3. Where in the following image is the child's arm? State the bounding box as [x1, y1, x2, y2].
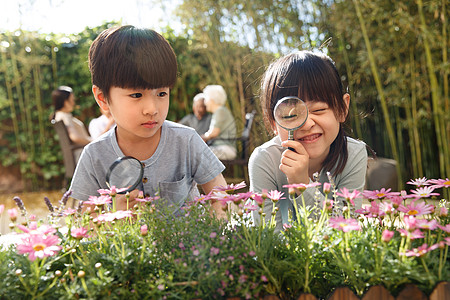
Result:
[200, 174, 228, 219]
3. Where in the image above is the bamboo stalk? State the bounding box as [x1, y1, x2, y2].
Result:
[33, 66, 46, 147]
[0, 49, 24, 172]
[417, 0, 448, 178]
[352, 0, 403, 189]
[338, 37, 362, 139]
[409, 49, 423, 177]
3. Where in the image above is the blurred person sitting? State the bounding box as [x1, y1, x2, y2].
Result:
[89, 106, 115, 139]
[51, 86, 92, 161]
[201, 85, 237, 160]
[179, 93, 212, 135]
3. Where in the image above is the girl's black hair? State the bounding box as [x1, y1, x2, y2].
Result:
[51, 86, 73, 119]
[260, 50, 349, 176]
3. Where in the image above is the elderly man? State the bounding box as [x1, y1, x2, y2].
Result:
[179, 93, 212, 136]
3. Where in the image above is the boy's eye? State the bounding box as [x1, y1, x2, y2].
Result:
[130, 93, 143, 98]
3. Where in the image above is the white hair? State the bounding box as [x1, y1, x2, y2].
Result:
[193, 93, 205, 102]
[203, 85, 227, 106]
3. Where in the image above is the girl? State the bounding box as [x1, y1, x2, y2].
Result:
[249, 50, 368, 230]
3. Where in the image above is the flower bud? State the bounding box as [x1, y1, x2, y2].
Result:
[55, 270, 62, 277]
[95, 263, 102, 269]
[140, 224, 148, 236]
[77, 270, 86, 278]
[15, 269, 22, 276]
[323, 182, 331, 194]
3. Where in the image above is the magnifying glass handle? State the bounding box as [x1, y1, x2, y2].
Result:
[288, 130, 295, 151]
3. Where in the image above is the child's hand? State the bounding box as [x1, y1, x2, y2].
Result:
[280, 140, 310, 185]
[115, 190, 141, 211]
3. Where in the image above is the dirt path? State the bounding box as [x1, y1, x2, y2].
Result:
[0, 190, 65, 234]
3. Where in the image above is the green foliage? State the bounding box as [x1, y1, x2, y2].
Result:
[0, 179, 449, 298]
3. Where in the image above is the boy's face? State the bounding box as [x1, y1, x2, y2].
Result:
[93, 86, 170, 143]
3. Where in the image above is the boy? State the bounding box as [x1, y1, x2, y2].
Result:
[70, 25, 227, 218]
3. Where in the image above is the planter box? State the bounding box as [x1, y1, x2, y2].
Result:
[255, 282, 450, 300]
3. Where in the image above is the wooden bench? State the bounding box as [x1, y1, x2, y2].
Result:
[51, 119, 84, 189]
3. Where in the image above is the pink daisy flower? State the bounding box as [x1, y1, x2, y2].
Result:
[8, 208, 18, 221]
[438, 224, 450, 233]
[71, 227, 90, 240]
[416, 219, 439, 231]
[379, 201, 395, 215]
[381, 229, 394, 242]
[403, 243, 430, 257]
[388, 196, 404, 209]
[95, 210, 133, 222]
[398, 228, 424, 240]
[336, 187, 361, 206]
[267, 190, 285, 203]
[16, 233, 62, 261]
[215, 181, 246, 194]
[355, 201, 385, 218]
[136, 195, 159, 203]
[243, 202, 258, 213]
[252, 193, 265, 207]
[97, 186, 128, 196]
[17, 222, 56, 235]
[235, 191, 254, 203]
[62, 208, 78, 216]
[195, 192, 214, 204]
[328, 216, 361, 232]
[428, 178, 450, 189]
[84, 195, 112, 206]
[212, 193, 238, 207]
[283, 182, 321, 193]
[362, 188, 400, 200]
[0, 204, 4, 214]
[403, 215, 417, 231]
[398, 201, 434, 216]
[406, 177, 430, 187]
[409, 186, 440, 199]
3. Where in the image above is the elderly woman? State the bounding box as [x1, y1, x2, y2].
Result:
[201, 85, 237, 160]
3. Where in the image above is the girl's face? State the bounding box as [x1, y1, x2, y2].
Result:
[94, 86, 170, 144]
[273, 94, 349, 164]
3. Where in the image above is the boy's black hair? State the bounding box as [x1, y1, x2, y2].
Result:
[88, 25, 177, 100]
[260, 50, 349, 176]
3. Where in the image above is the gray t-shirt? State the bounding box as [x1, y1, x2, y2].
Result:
[209, 106, 236, 148]
[70, 121, 225, 212]
[179, 113, 212, 136]
[249, 136, 368, 231]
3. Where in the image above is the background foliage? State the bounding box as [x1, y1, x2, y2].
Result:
[0, 0, 448, 191]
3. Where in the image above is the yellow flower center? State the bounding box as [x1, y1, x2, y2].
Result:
[376, 193, 386, 198]
[408, 210, 418, 215]
[33, 243, 46, 251]
[339, 223, 348, 227]
[444, 180, 450, 186]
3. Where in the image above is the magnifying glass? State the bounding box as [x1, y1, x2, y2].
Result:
[273, 96, 308, 150]
[106, 156, 144, 194]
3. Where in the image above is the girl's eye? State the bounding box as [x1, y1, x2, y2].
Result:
[158, 91, 168, 97]
[130, 93, 143, 98]
[313, 108, 327, 113]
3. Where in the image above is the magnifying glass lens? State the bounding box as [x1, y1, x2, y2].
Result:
[274, 97, 308, 130]
[106, 156, 144, 194]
